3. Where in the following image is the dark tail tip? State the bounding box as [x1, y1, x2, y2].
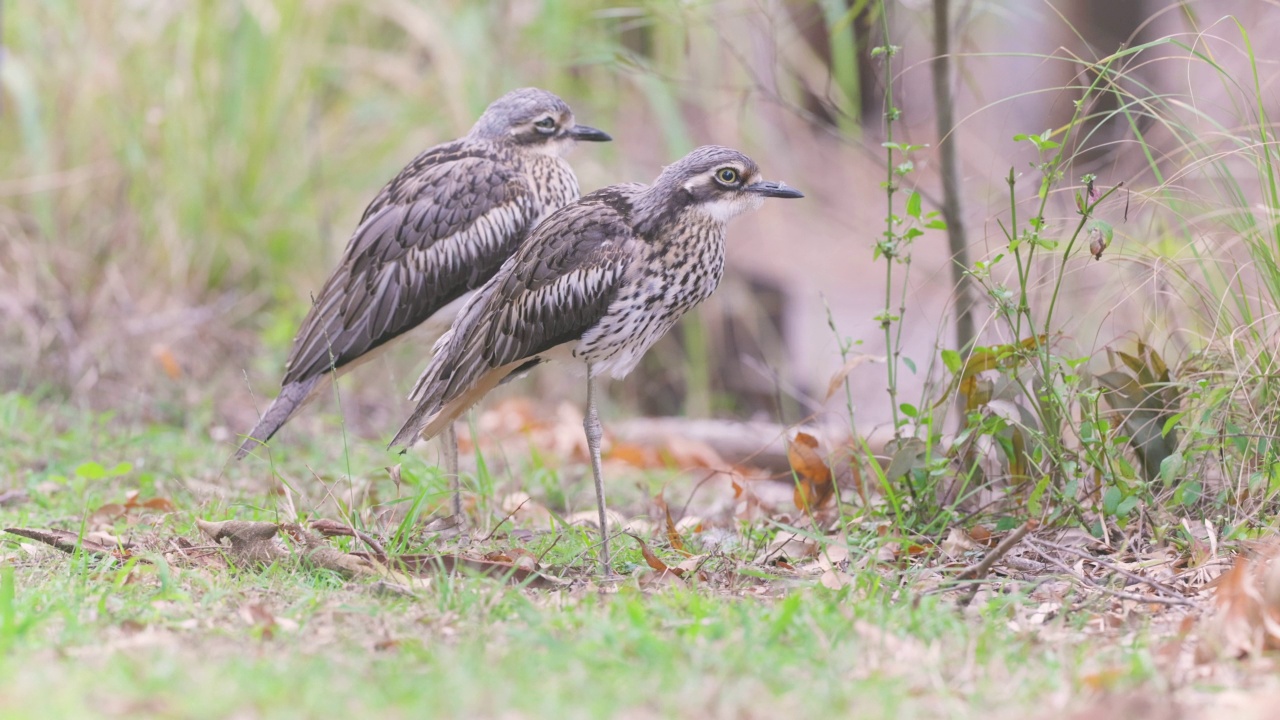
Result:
[234, 376, 322, 460]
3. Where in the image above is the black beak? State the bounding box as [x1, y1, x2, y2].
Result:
[745, 180, 804, 199]
[568, 125, 612, 142]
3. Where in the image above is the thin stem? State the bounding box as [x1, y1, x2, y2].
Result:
[878, 1, 902, 439]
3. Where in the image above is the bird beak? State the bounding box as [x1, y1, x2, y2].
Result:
[745, 180, 804, 199]
[568, 125, 613, 142]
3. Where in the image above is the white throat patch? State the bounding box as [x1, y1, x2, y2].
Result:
[692, 194, 763, 223]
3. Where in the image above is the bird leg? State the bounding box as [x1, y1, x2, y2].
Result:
[441, 423, 463, 527]
[583, 366, 611, 576]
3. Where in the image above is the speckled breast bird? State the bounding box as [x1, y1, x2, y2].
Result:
[236, 88, 610, 462]
[389, 145, 803, 573]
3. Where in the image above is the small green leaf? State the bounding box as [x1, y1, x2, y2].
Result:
[995, 516, 1020, 532]
[941, 349, 962, 374]
[75, 462, 108, 480]
[1160, 452, 1184, 486]
[906, 190, 922, 219]
[1176, 480, 1202, 506]
[900, 403, 918, 418]
[902, 356, 917, 374]
[1028, 474, 1051, 516]
[1102, 486, 1121, 515]
[1115, 494, 1140, 517]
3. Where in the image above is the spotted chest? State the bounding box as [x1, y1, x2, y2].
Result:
[521, 153, 581, 225]
[574, 222, 726, 378]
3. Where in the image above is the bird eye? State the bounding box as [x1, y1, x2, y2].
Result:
[534, 117, 556, 132]
[715, 168, 739, 185]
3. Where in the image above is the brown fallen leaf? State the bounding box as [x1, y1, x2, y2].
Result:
[940, 527, 981, 561]
[788, 432, 835, 512]
[238, 601, 296, 639]
[88, 503, 128, 528]
[124, 492, 177, 513]
[969, 525, 993, 545]
[240, 601, 277, 639]
[5, 527, 125, 558]
[196, 519, 288, 566]
[151, 343, 183, 380]
[1198, 544, 1280, 660]
[653, 492, 689, 555]
[628, 533, 687, 579]
[303, 545, 381, 578]
[607, 442, 662, 469]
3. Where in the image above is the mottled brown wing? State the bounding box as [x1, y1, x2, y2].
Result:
[391, 187, 640, 446]
[282, 145, 537, 385]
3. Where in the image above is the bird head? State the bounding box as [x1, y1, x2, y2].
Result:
[468, 87, 612, 155]
[657, 145, 804, 223]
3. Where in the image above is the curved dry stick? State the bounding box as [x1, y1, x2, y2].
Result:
[953, 519, 1038, 607]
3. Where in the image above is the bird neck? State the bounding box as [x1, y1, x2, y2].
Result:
[632, 186, 726, 242]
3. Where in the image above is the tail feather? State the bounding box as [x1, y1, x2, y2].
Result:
[389, 362, 520, 449]
[234, 375, 324, 459]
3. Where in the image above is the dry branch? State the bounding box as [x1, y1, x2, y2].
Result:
[951, 519, 1037, 607]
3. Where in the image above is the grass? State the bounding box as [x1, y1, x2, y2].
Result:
[0, 391, 1234, 718]
[0, 288, 1251, 696]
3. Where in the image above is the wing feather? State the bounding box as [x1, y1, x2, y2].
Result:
[282, 146, 538, 385]
[393, 186, 642, 446]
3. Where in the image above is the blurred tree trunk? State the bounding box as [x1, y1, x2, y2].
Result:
[930, 0, 975, 352]
[784, 0, 880, 129]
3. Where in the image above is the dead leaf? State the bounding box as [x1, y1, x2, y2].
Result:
[88, 503, 127, 528]
[653, 492, 689, 555]
[1198, 545, 1280, 660]
[941, 528, 981, 561]
[151, 343, 182, 380]
[136, 497, 176, 512]
[5, 527, 124, 558]
[789, 432, 835, 512]
[825, 354, 884, 401]
[196, 519, 288, 566]
[238, 601, 295, 638]
[883, 437, 928, 485]
[608, 442, 662, 468]
[629, 533, 687, 579]
[303, 545, 381, 578]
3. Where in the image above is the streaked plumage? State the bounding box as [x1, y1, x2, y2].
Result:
[236, 88, 610, 459]
[390, 145, 803, 573]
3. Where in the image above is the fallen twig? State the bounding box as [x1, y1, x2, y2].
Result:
[310, 519, 388, 561]
[1026, 544, 1201, 608]
[953, 519, 1037, 607]
[1027, 537, 1184, 598]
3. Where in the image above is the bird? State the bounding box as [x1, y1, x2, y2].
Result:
[235, 87, 611, 515]
[388, 145, 803, 574]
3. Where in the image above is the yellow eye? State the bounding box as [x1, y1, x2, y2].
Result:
[716, 168, 739, 184]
